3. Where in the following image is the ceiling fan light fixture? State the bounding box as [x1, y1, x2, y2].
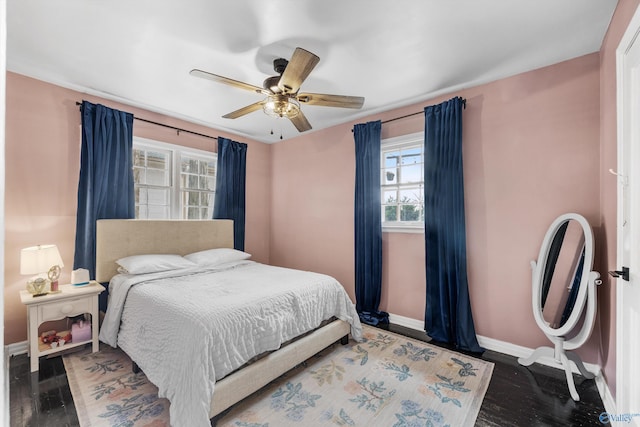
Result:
[263, 75, 282, 93]
[263, 95, 300, 119]
[191, 47, 364, 133]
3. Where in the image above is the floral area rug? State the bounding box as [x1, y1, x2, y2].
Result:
[63, 345, 170, 427]
[63, 326, 493, 426]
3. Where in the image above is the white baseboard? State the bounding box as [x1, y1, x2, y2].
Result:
[475, 334, 602, 376]
[388, 313, 424, 331]
[595, 373, 617, 417]
[4, 346, 9, 427]
[388, 312, 616, 414]
[5, 340, 28, 357]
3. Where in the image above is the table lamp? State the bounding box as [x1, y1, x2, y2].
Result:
[20, 245, 64, 296]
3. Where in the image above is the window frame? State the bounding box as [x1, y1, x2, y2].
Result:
[133, 136, 217, 220]
[381, 131, 425, 234]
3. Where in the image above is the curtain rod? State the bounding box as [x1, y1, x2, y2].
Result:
[75, 101, 218, 141]
[352, 98, 467, 131]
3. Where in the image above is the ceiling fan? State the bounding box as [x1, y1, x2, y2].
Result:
[190, 47, 365, 133]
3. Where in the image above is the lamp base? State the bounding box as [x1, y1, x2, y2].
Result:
[26, 276, 48, 295]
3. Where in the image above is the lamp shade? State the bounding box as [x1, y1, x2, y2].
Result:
[20, 245, 64, 275]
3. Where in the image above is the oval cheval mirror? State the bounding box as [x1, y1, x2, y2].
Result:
[518, 213, 601, 401]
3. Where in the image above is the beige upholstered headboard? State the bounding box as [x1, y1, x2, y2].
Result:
[95, 219, 234, 283]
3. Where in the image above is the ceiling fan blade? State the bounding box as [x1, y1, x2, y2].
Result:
[222, 101, 265, 119]
[297, 93, 365, 109]
[289, 109, 312, 132]
[190, 69, 269, 95]
[277, 48, 320, 94]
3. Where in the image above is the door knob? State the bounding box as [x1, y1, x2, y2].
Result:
[608, 266, 629, 281]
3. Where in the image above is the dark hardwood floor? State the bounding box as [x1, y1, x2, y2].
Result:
[9, 324, 606, 426]
[10, 351, 78, 427]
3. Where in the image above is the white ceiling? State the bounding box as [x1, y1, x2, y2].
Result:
[7, 0, 617, 143]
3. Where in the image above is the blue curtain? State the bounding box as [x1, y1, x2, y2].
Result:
[354, 120, 389, 326]
[74, 101, 134, 309]
[213, 137, 247, 251]
[423, 96, 482, 352]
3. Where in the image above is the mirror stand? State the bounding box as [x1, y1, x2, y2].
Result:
[518, 269, 600, 400]
[517, 213, 601, 401]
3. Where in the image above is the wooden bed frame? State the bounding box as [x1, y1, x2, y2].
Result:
[95, 219, 351, 419]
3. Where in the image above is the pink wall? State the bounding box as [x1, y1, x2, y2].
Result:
[597, 0, 640, 400]
[271, 53, 603, 364]
[4, 72, 271, 344]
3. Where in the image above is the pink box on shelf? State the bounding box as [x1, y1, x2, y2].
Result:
[71, 320, 91, 343]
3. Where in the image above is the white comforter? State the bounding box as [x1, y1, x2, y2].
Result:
[99, 260, 362, 427]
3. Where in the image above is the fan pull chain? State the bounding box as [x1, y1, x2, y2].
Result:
[269, 126, 283, 140]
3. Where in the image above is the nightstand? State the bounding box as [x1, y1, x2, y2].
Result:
[19, 282, 104, 372]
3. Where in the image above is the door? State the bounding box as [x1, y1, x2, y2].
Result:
[616, 7, 640, 425]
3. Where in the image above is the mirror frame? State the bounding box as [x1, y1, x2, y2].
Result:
[531, 213, 594, 337]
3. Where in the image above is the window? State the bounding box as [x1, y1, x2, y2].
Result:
[133, 146, 171, 219]
[133, 137, 217, 219]
[381, 132, 424, 232]
[179, 154, 217, 219]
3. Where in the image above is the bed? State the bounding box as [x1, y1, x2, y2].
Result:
[95, 219, 362, 427]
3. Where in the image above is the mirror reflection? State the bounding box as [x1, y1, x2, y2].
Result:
[540, 220, 585, 329]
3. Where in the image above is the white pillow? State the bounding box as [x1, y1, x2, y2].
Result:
[184, 248, 251, 267]
[116, 254, 196, 275]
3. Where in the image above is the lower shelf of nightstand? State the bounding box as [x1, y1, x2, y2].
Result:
[38, 330, 92, 356]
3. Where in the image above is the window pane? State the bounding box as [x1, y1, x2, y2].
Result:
[182, 191, 199, 206]
[136, 205, 147, 219]
[384, 151, 400, 168]
[185, 207, 200, 219]
[400, 164, 422, 184]
[135, 187, 147, 204]
[147, 169, 168, 186]
[133, 149, 145, 167]
[383, 190, 397, 204]
[383, 168, 397, 184]
[198, 176, 208, 190]
[384, 205, 397, 222]
[207, 177, 216, 191]
[148, 205, 169, 219]
[201, 192, 213, 207]
[147, 151, 168, 169]
[180, 174, 197, 189]
[188, 175, 199, 189]
[399, 188, 422, 203]
[401, 147, 421, 165]
[198, 160, 207, 175]
[148, 188, 169, 205]
[400, 204, 422, 221]
[181, 158, 199, 173]
[133, 167, 145, 185]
